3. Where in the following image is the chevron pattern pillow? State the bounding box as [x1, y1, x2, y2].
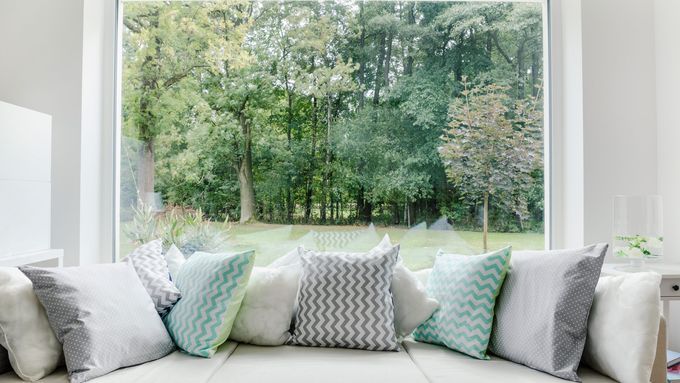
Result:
[412, 247, 511, 359]
[163, 250, 255, 357]
[126, 239, 181, 316]
[292, 246, 400, 351]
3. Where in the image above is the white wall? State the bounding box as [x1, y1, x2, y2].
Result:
[580, 0, 659, 255]
[0, 0, 115, 265]
[654, 0, 680, 349]
[0, 0, 85, 266]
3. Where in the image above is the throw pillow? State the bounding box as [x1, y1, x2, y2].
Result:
[381, 236, 439, 338]
[20, 263, 175, 383]
[489, 244, 608, 381]
[126, 239, 181, 316]
[163, 250, 255, 357]
[271, 235, 438, 338]
[412, 247, 511, 359]
[0, 267, 62, 381]
[0, 347, 10, 375]
[229, 265, 299, 345]
[292, 245, 400, 351]
[582, 272, 662, 383]
[164, 244, 186, 280]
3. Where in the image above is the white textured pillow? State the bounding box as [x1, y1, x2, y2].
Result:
[269, 235, 438, 337]
[229, 266, 299, 346]
[582, 272, 661, 383]
[164, 244, 186, 280]
[0, 268, 62, 381]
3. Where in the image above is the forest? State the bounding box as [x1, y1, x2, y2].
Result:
[121, 0, 545, 240]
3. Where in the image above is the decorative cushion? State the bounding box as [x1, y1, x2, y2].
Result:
[382, 236, 439, 338]
[583, 272, 662, 383]
[0, 347, 9, 375]
[412, 247, 511, 359]
[164, 244, 186, 281]
[271, 235, 438, 338]
[489, 244, 608, 381]
[164, 251, 255, 357]
[292, 245, 400, 351]
[229, 265, 299, 346]
[0, 267, 62, 381]
[126, 239, 181, 316]
[20, 263, 175, 383]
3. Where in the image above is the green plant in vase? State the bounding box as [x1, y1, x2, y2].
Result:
[614, 234, 663, 259]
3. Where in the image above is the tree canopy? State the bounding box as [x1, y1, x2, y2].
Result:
[121, 0, 545, 233]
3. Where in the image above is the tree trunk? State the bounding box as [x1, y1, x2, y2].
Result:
[404, 3, 415, 76]
[138, 139, 155, 208]
[285, 72, 294, 222]
[357, 2, 367, 108]
[321, 94, 332, 223]
[238, 111, 255, 223]
[531, 40, 539, 97]
[373, 32, 386, 105]
[483, 192, 489, 251]
[516, 38, 526, 99]
[384, 31, 394, 89]
[304, 96, 318, 222]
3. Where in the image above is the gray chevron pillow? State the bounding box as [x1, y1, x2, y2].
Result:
[126, 239, 181, 316]
[292, 245, 400, 351]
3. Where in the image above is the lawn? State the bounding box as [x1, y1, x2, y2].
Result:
[120, 222, 544, 270]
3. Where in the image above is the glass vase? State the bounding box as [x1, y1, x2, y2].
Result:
[612, 195, 663, 271]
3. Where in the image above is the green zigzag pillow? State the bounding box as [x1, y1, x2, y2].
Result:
[413, 247, 511, 360]
[164, 250, 255, 357]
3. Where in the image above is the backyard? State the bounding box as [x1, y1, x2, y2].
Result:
[121, 221, 544, 270]
[119, 0, 546, 264]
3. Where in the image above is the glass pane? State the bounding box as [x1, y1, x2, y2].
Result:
[118, 0, 547, 269]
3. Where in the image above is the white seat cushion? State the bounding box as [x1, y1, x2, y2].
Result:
[0, 341, 618, 383]
[403, 340, 615, 383]
[0, 343, 239, 383]
[207, 344, 429, 383]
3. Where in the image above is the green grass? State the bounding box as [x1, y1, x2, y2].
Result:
[120, 222, 544, 270]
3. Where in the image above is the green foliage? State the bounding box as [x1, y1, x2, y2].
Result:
[439, 78, 542, 238]
[121, 0, 545, 232]
[123, 204, 231, 254]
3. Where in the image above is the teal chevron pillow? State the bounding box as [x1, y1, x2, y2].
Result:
[163, 250, 255, 357]
[412, 247, 511, 360]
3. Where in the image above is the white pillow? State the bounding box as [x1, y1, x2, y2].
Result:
[0, 268, 62, 381]
[413, 268, 432, 287]
[269, 235, 438, 338]
[582, 272, 661, 383]
[164, 244, 186, 280]
[229, 266, 299, 346]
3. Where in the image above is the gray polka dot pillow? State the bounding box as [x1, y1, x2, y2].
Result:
[20, 263, 175, 383]
[489, 244, 608, 381]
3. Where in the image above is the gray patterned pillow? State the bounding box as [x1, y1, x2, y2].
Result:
[489, 244, 608, 381]
[292, 245, 400, 351]
[126, 239, 181, 316]
[20, 263, 176, 383]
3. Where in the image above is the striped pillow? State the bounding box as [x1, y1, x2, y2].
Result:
[292, 246, 400, 351]
[412, 247, 511, 359]
[163, 250, 255, 357]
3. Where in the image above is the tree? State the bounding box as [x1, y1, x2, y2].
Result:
[122, 3, 208, 207]
[439, 78, 541, 250]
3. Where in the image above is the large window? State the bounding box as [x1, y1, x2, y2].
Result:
[117, 0, 548, 269]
